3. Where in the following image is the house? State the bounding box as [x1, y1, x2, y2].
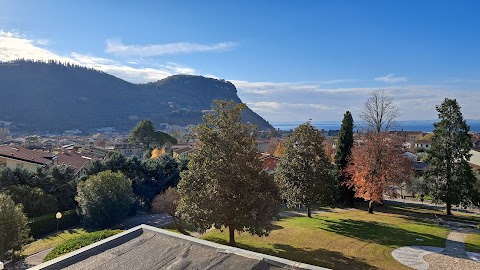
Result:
[0, 145, 52, 172]
[255, 139, 270, 153]
[54, 151, 93, 176]
[403, 152, 419, 162]
[30, 224, 327, 270]
[414, 140, 432, 150]
[259, 153, 280, 173]
[172, 146, 194, 158]
[109, 143, 144, 158]
[469, 149, 480, 172]
[389, 131, 425, 142]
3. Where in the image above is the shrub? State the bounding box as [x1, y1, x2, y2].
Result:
[0, 194, 30, 261]
[6, 185, 58, 218]
[76, 170, 135, 228]
[28, 210, 80, 238]
[43, 229, 122, 262]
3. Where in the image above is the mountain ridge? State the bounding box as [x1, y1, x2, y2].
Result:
[0, 60, 272, 133]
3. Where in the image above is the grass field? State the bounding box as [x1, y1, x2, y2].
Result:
[202, 204, 451, 270]
[22, 228, 90, 256]
[466, 233, 480, 253]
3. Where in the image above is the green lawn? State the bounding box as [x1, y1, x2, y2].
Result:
[202, 205, 450, 270]
[22, 228, 90, 256]
[466, 233, 480, 253]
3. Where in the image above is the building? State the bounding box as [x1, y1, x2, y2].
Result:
[389, 131, 425, 142]
[108, 143, 144, 158]
[469, 149, 480, 172]
[0, 145, 52, 172]
[55, 151, 93, 176]
[414, 140, 432, 150]
[172, 146, 194, 158]
[31, 224, 327, 270]
[259, 153, 279, 173]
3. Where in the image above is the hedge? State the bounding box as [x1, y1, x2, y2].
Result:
[28, 210, 81, 238]
[43, 229, 122, 262]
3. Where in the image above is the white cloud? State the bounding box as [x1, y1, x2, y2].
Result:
[105, 39, 237, 57]
[1, 30, 478, 123]
[375, 73, 407, 83]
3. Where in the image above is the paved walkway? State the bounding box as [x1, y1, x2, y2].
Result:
[392, 222, 480, 269]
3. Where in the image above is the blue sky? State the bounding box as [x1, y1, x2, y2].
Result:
[1, 1, 479, 122]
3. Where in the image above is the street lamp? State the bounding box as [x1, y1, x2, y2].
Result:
[56, 212, 62, 232]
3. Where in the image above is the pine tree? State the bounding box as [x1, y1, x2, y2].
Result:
[334, 111, 354, 205]
[177, 100, 280, 246]
[275, 122, 336, 217]
[426, 98, 480, 215]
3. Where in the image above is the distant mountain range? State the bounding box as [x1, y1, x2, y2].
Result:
[0, 60, 272, 133]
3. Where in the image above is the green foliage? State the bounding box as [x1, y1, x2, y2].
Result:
[425, 98, 480, 214]
[177, 100, 280, 245]
[33, 165, 77, 211]
[334, 111, 355, 205]
[28, 210, 80, 238]
[0, 194, 30, 261]
[43, 229, 122, 262]
[5, 185, 58, 218]
[80, 153, 183, 209]
[334, 111, 354, 171]
[275, 122, 336, 216]
[76, 171, 135, 228]
[0, 166, 34, 190]
[128, 119, 177, 149]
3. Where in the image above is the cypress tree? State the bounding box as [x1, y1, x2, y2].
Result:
[334, 111, 354, 205]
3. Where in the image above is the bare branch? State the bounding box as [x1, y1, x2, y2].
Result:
[360, 90, 399, 133]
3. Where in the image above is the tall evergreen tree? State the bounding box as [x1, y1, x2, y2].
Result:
[275, 122, 336, 217]
[334, 111, 355, 205]
[177, 100, 280, 246]
[425, 98, 480, 215]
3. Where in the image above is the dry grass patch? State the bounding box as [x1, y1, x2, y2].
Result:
[22, 228, 89, 256]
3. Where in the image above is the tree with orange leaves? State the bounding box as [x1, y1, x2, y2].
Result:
[345, 132, 413, 213]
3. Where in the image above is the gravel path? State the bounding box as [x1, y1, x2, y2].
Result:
[393, 226, 480, 270]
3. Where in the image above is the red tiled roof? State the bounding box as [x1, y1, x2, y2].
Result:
[0, 145, 52, 165]
[55, 151, 92, 175]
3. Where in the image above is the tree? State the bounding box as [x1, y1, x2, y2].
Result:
[346, 133, 413, 213]
[334, 111, 355, 206]
[5, 185, 57, 218]
[425, 98, 480, 215]
[0, 194, 29, 261]
[360, 90, 399, 133]
[273, 142, 284, 157]
[177, 100, 280, 246]
[275, 122, 336, 217]
[152, 187, 189, 235]
[128, 119, 177, 149]
[76, 171, 135, 228]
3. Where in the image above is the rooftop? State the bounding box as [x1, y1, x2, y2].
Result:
[31, 225, 327, 270]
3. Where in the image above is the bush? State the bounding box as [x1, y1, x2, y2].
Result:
[43, 229, 122, 262]
[0, 194, 30, 261]
[76, 170, 135, 228]
[28, 210, 80, 238]
[6, 185, 58, 218]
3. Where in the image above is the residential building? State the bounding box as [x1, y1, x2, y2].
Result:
[0, 145, 52, 172]
[414, 140, 432, 150]
[108, 143, 144, 158]
[259, 153, 279, 173]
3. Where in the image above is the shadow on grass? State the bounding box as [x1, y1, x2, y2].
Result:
[205, 237, 377, 270]
[322, 218, 446, 248]
[384, 203, 480, 224]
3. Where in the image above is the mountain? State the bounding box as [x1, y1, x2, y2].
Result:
[0, 60, 272, 133]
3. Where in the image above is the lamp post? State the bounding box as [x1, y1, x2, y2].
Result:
[56, 212, 62, 232]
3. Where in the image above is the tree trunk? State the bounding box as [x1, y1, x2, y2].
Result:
[368, 200, 374, 214]
[307, 206, 312, 218]
[446, 202, 453, 215]
[173, 217, 190, 236]
[229, 226, 236, 247]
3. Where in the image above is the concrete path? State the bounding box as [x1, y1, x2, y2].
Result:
[392, 225, 480, 269]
